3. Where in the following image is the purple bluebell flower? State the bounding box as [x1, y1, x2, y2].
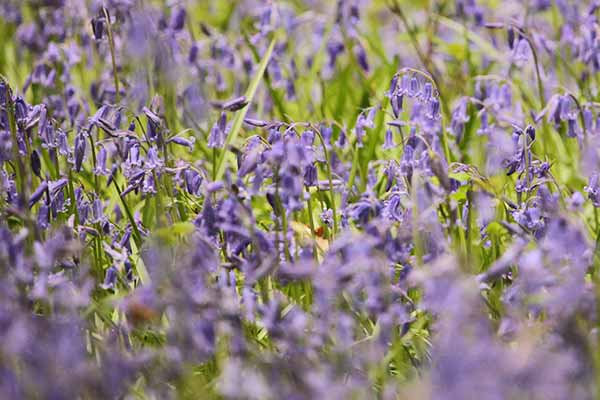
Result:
[145, 146, 163, 169]
[408, 76, 420, 97]
[355, 43, 369, 72]
[29, 181, 48, 209]
[583, 108, 593, 132]
[94, 146, 110, 176]
[335, 127, 347, 149]
[101, 266, 118, 290]
[567, 117, 579, 138]
[142, 173, 156, 194]
[37, 203, 49, 230]
[208, 112, 227, 148]
[304, 163, 317, 186]
[168, 136, 196, 150]
[448, 97, 469, 141]
[220, 96, 248, 112]
[326, 39, 344, 69]
[507, 26, 516, 49]
[388, 75, 399, 97]
[91, 15, 105, 40]
[320, 208, 333, 227]
[347, 193, 382, 226]
[73, 130, 86, 172]
[584, 173, 600, 206]
[184, 169, 202, 195]
[391, 93, 404, 118]
[171, 7, 186, 31]
[477, 110, 491, 136]
[30, 149, 41, 178]
[382, 129, 396, 150]
[513, 38, 530, 66]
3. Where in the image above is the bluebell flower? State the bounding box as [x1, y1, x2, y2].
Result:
[320, 208, 333, 227]
[355, 43, 369, 72]
[584, 173, 600, 206]
[100, 266, 118, 290]
[170, 7, 186, 31]
[29, 181, 48, 209]
[567, 117, 579, 138]
[408, 76, 419, 97]
[73, 130, 86, 172]
[391, 93, 404, 118]
[448, 97, 469, 141]
[382, 128, 396, 150]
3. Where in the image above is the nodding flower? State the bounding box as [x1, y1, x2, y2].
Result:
[382, 129, 396, 150]
[585, 173, 600, 207]
[421, 82, 433, 103]
[208, 112, 228, 148]
[388, 75, 399, 98]
[168, 136, 196, 150]
[567, 117, 579, 138]
[30, 149, 41, 177]
[355, 43, 369, 72]
[408, 76, 420, 97]
[29, 180, 48, 209]
[512, 38, 530, 66]
[37, 203, 49, 230]
[477, 111, 491, 136]
[184, 169, 202, 195]
[448, 97, 469, 141]
[171, 7, 186, 31]
[91, 15, 105, 40]
[336, 126, 347, 149]
[320, 208, 334, 227]
[391, 93, 404, 118]
[100, 266, 118, 290]
[73, 130, 86, 172]
[303, 163, 317, 186]
[94, 146, 110, 176]
[507, 26, 515, 49]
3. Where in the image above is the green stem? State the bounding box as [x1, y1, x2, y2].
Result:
[411, 172, 423, 267]
[152, 170, 164, 227]
[88, 129, 99, 193]
[347, 143, 360, 192]
[465, 185, 473, 270]
[519, 31, 545, 109]
[312, 126, 339, 236]
[103, 7, 120, 104]
[565, 92, 589, 139]
[214, 34, 277, 182]
[3, 79, 26, 208]
[241, 32, 289, 122]
[593, 207, 600, 400]
[68, 170, 80, 227]
[594, 208, 600, 269]
[110, 178, 142, 248]
[212, 147, 217, 182]
[523, 131, 531, 191]
[274, 169, 291, 262]
[305, 189, 318, 261]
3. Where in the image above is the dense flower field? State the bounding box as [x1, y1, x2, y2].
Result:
[1, 0, 600, 398]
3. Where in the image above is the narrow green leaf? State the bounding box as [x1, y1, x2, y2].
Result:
[214, 34, 278, 181]
[131, 240, 151, 285]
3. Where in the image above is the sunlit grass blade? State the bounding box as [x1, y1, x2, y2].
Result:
[213, 34, 278, 182]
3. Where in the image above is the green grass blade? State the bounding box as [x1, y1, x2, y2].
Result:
[214, 34, 278, 182]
